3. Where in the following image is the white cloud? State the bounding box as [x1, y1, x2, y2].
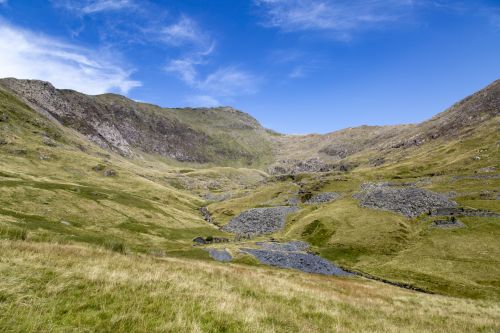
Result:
[161, 15, 255, 99]
[0, 22, 141, 95]
[54, 0, 136, 14]
[164, 58, 199, 85]
[255, 0, 415, 35]
[161, 16, 211, 48]
[165, 60, 258, 98]
[200, 67, 258, 96]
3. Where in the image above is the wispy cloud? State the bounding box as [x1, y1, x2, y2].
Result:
[200, 67, 258, 96]
[0, 22, 141, 95]
[255, 0, 415, 36]
[54, 0, 136, 14]
[164, 58, 201, 85]
[165, 60, 258, 97]
[162, 15, 257, 102]
[160, 16, 214, 50]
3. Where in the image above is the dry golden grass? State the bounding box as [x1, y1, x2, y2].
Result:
[0, 240, 499, 332]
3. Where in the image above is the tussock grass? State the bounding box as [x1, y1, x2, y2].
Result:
[0, 240, 499, 333]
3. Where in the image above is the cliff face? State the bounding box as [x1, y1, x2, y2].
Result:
[0, 78, 274, 166]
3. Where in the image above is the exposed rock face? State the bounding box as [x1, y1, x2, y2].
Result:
[222, 206, 298, 236]
[241, 246, 350, 276]
[305, 192, 340, 204]
[354, 183, 457, 217]
[0, 78, 273, 165]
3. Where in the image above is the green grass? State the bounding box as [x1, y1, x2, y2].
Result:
[0, 240, 498, 333]
[1, 83, 500, 330]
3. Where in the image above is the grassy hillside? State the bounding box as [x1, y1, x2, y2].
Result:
[1, 78, 499, 331]
[1, 240, 499, 333]
[0, 86, 233, 257]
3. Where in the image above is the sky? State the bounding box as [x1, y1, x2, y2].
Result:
[0, 0, 499, 134]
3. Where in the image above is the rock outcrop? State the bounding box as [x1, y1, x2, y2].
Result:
[354, 183, 457, 217]
[222, 206, 298, 236]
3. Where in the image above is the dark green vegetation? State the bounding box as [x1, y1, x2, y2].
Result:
[0, 77, 499, 331]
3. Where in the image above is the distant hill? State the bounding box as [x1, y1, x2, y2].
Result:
[1, 77, 498, 173]
[269, 80, 499, 174]
[0, 78, 274, 167]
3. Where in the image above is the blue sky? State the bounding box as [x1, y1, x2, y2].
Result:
[0, 0, 499, 133]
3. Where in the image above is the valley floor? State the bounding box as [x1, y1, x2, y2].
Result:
[1, 240, 499, 333]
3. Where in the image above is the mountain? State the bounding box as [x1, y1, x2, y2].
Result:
[0, 78, 274, 167]
[0, 77, 499, 331]
[2, 77, 498, 175]
[269, 80, 499, 174]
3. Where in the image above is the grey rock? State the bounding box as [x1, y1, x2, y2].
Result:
[287, 197, 300, 206]
[207, 249, 232, 262]
[193, 237, 207, 245]
[354, 183, 457, 218]
[222, 206, 298, 236]
[199, 207, 214, 224]
[476, 166, 496, 173]
[103, 169, 117, 177]
[255, 241, 310, 252]
[241, 248, 350, 276]
[268, 158, 336, 175]
[452, 174, 500, 181]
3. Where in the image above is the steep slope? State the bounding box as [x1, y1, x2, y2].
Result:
[270, 80, 499, 173]
[0, 78, 274, 167]
[0, 84, 232, 255]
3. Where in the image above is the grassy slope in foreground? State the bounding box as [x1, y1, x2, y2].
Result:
[0, 240, 499, 333]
